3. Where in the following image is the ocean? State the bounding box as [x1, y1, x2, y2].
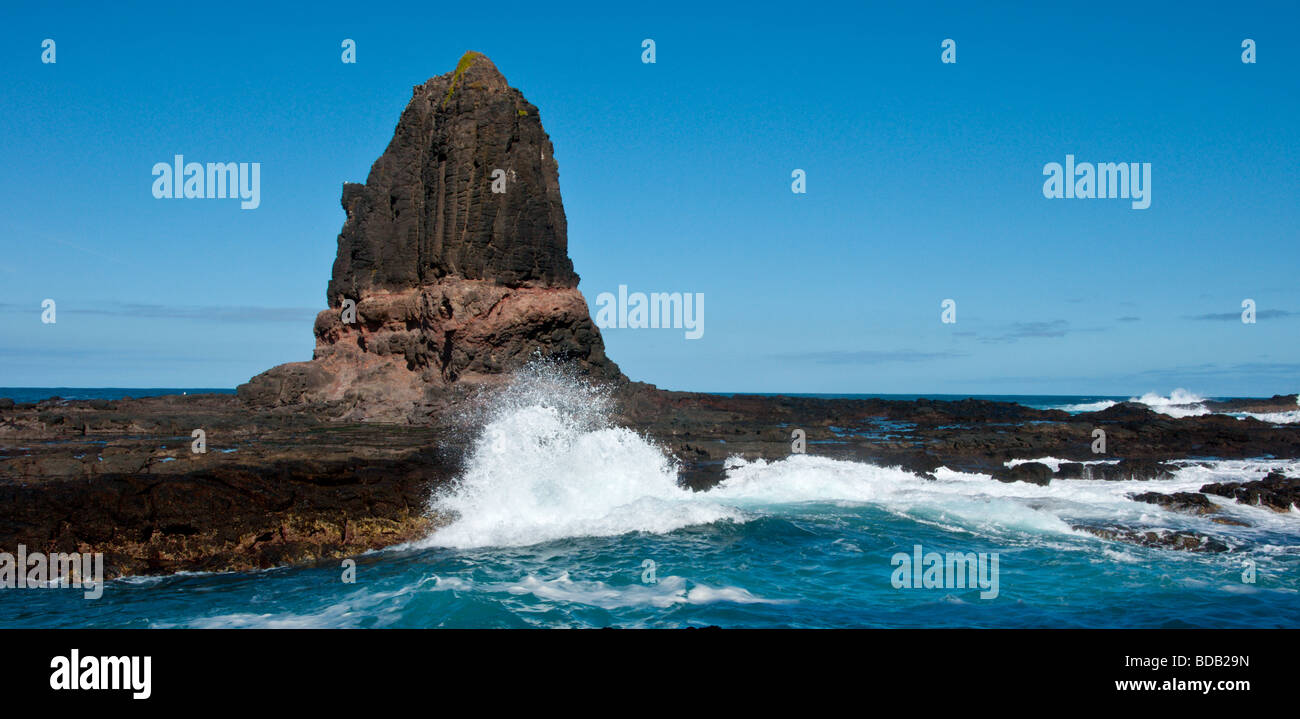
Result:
[2, 386, 1297, 628]
[0, 388, 237, 404]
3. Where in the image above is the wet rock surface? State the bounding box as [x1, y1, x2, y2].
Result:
[1201, 472, 1300, 512]
[994, 462, 1053, 486]
[611, 386, 1300, 490]
[0, 395, 461, 578]
[1071, 525, 1232, 553]
[1129, 491, 1219, 515]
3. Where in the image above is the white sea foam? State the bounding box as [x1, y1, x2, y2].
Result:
[419, 363, 741, 549]
[1132, 389, 1210, 416]
[1054, 388, 1210, 416]
[1234, 410, 1300, 424]
[1053, 389, 1300, 424]
[503, 573, 787, 608]
[156, 583, 423, 628]
[1005, 457, 1118, 472]
[419, 571, 790, 608]
[1055, 400, 1121, 413]
[705, 454, 1298, 544]
[1231, 396, 1300, 425]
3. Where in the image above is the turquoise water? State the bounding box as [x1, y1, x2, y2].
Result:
[1, 378, 1297, 628]
[3, 497, 1297, 628]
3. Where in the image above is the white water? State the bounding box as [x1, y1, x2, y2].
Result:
[716, 455, 1298, 541]
[420, 364, 740, 549]
[1005, 456, 1118, 472]
[1055, 390, 1300, 424]
[1237, 408, 1300, 424]
[425, 572, 788, 609]
[1055, 389, 1210, 417]
[1233, 395, 1300, 424]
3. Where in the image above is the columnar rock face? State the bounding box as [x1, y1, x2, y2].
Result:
[239, 53, 623, 420]
[328, 51, 579, 295]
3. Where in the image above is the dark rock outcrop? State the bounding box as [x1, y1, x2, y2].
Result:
[1044, 460, 1177, 481]
[0, 395, 457, 577]
[1072, 525, 1231, 553]
[994, 462, 1052, 486]
[239, 53, 622, 420]
[328, 52, 577, 295]
[1055, 462, 1086, 479]
[1072, 459, 1177, 481]
[1203, 394, 1298, 414]
[1201, 472, 1300, 512]
[1129, 491, 1217, 515]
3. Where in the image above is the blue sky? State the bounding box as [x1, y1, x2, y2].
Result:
[1, 0, 1296, 396]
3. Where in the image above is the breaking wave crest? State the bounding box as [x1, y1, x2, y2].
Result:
[1055, 388, 1209, 416]
[419, 363, 740, 549]
[1056, 390, 1300, 423]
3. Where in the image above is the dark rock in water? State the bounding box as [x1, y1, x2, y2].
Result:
[1129, 491, 1217, 515]
[891, 452, 944, 481]
[1210, 516, 1251, 527]
[1050, 460, 1180, 482]
[1203, 394, 1298, 414]
[994, 462, 1052, 486]
[1200, 471, 1300, 512]
[1073, 524, 1231, 553]
[1082, 402, 1161, 422]
[1055, 462, 1085, 479]
[239, 52, 623, 421]
[677, 459, 727, 492]
[1082, 459, 1177, 481]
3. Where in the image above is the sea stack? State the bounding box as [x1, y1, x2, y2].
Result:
[239, 52, 623, 420]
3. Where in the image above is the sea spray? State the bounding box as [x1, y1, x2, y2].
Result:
[421, 361, 740, 548]
[1054, 389, 1210, 416]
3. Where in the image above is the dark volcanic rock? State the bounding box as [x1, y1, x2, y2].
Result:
[994, 462, 1052, 486]
[1049, 459, 1177, 481]
[1084, 402, 1160, 422]
[1082, 459, 1177, 481]
[1203, 394, 1298, 414]
[0, 395, 460, 577]
[328, 52, 577, 295]
[1055, 462, 1085, 479]
[1200, 471, 1300, 512]
[239, 52, 623, 421]
[1073, 525, 1231, 553]
[1129, 491, 1217, 515]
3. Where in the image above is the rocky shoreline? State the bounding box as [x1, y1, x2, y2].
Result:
[0, 394, 454, 577]
[2, 387, 1297, 577]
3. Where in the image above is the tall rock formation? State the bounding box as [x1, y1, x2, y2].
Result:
[239, 52, 623, 420]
